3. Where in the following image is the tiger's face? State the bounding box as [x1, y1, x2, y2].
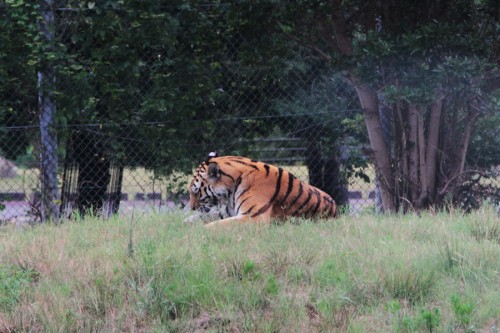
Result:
[188, 162, 232, 216]
[189, 175, 217, 213]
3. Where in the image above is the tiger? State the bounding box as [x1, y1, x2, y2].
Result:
[187, 152, 338, 227]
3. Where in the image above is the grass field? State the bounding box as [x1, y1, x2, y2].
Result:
[0, 207, 499, 332]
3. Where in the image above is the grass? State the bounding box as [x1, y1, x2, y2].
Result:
[0, 207, 499, 332]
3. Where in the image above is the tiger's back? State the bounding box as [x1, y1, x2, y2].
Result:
[188, 154, 338, 227]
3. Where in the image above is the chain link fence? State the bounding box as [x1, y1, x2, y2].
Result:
[1, 84, 376, 224]
[1, 2, 498, 224]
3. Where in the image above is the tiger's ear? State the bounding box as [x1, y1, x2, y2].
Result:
[205, 151, 218, 164]
[207, 163, 220, 179]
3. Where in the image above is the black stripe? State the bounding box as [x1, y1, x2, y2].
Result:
[302, 191, 316, 216]
[263, 164, 270, 177]
[324, 196, 334, 204]
[292, 189, 312, 216]
[219, 169, 235, 182]
[236, 197, 250, 214]
[234, 175, 243, 193]
[251, 167, 283, 217]
[207, 186, 217, 199]
[289, 182, 304, 207]
[232, 159, 259, 170]
[323, 196, 336, 217]
[332, 201, 338, 217]
[247, 168, 258, 175]
[243, 205, 256, 215]
[308, 191, 322, 216]
[278, 172, 295, 206]
[236, 186, 251, 201]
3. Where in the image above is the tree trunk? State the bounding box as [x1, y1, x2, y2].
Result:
[351, 77, 396, 212]
[327, 3, 395, 212]
[448, 112, 479, 191]
[418, 99, 442, 206]
[324, 153, 349, 210]
[74, 131, 111, 216]
[416, 108, 427, 209]
[305, 139, 348, 211]
[394, 103, 409, 211]
[38, 0, 59, 224]
[456, 113, 479, 177]
[408, 104, 419, 205]
[305, 140, 324, 190]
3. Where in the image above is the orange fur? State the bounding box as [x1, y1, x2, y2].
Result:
[188, 155, 338, 227]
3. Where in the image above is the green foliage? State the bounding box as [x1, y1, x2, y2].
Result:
[125, 239, 217, 323]
[2, 0, 322, 175]
[264, 273, 279, 295]
[2, 0, 498, 204]
[467, 207, 500, 244]
[421, 307, 441, 333]
[314, 259, 348, 287]
[272, 72, 367, 175]
[439, 239, 464, 272]
[266, 0, 500, 209]
[1, 209, 500, 331]
[228, 258, 261, 282]
[451, 294, 475, 329]
[388, 299, 442, 333]
[398, 307, 441, 333]
[381, 265, 436, 305]
[0, 1, 40, 159]
[243, 259, 257, 279]
[0, 264, 37, 312]
[468, 112, 500, 168]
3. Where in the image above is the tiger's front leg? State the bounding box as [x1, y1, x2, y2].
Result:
[204, 213, 271, 228]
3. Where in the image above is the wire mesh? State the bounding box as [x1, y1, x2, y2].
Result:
[1, 2, 498, 224]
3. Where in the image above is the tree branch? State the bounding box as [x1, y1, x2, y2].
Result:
[330, 1, 353, 55]
[281, 31, 332, 62]
[457, 112, 480, 176]
[438, 169, 485, 196]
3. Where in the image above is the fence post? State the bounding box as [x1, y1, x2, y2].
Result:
[38, 0, 60, 224]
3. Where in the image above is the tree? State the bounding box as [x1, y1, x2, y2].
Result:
[269, 0, 500, 211]
[2, 0, 497, 217]
[1, 0, 61, 222]
[273, 71, 368, 209]
[0, 1, 39, 161]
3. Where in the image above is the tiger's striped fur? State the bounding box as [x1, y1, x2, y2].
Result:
[188, 154, 338, 227]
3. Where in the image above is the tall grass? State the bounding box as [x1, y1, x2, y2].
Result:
[0, 206, 498, 332]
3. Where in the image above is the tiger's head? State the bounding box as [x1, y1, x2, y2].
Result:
[188, 152, 232, 216]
